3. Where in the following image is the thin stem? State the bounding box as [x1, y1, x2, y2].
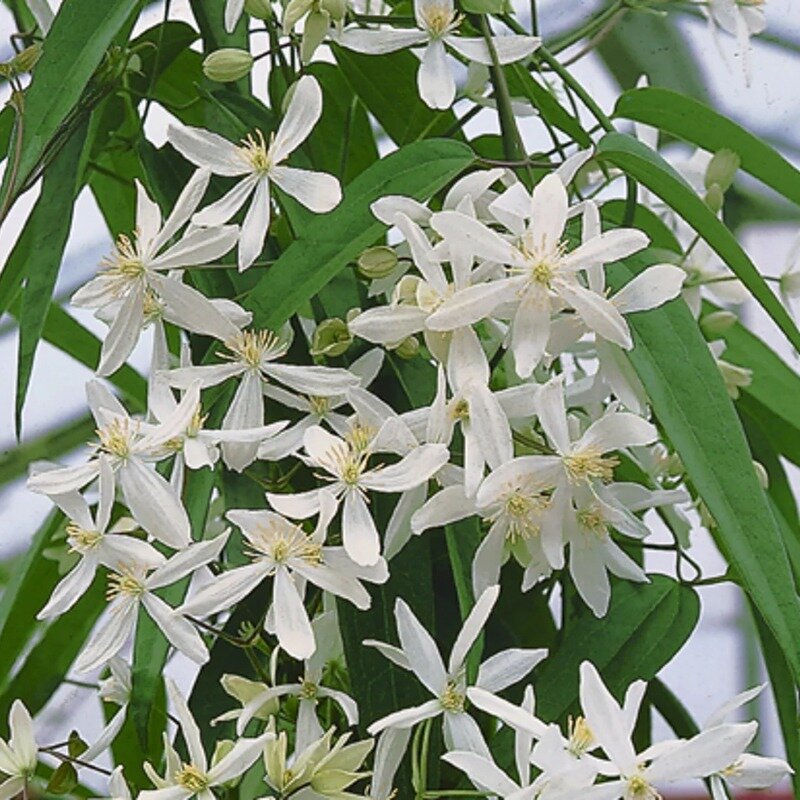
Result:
[141, 0, 172, 129]
[547, 0, 626, 54]
[42, 748, 112, 777]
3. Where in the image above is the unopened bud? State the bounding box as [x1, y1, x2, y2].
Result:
[753, 460, 769, 490]
[311, 318, 352, 357]
[245, 0, 273, 19]
[202, 48, 254, 82]
[717, 358, 752, 399]
[666, 452, 684, 479]
[780, 270, 800, 299]
[704, 148, 740, 194]
[11, 43, 42, 74]
[394, 335, 420, 359]
[704, 183, 725, 214]
[700, 310, 738, 336]
[320, 0, 347, 20]
[357, 246, 398, 280]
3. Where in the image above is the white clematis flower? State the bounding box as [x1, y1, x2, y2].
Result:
[164, 325, 359, 472]
[74, 535, 228, 673]
[169, 75, 342, 270]
[338, 0, 540, 109]
[706, 0, 766, 84]
[28, 380, 202, 548]
[367, 585, 547, 758]
[72, 171, 239, 376]
[427, 174, 651, 377]
[267, 424, 449, 566]
[177, 491, 387, 659]
[141, 679, 272, 800]
[0, 701, 38, 800]
[37, 458, 165, 619]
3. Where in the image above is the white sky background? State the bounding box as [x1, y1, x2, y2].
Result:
[0, 0, 799, 793]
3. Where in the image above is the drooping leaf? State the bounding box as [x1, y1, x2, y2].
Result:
[614, 86, 800, 207]
[606, 255, 800, 683]
[533, 576, 699, 721]
[244, 139, 474, 330]
[597, 132, 800, 352]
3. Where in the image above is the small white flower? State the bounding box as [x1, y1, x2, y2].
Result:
[267, 424, 449, 566]
[338, 0, 540, 109]
[706, 0, 766, 84]
[177, 492, 387, 659]
[72, 171, 239, 376]
[74, 535, 228, 673]
[140, 679, 272, 800]
[169, 76, 342, 270]
[0, 701, 38, 800]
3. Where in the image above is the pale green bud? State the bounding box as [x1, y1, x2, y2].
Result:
[202, 48, 254, 82]
[704, 183, 725, 214]
[394, 336, 420, 359]
[245, 0, 273, 19]
[311, 318, 352, 357]
[345, 307, 361, 323]
[666, 452, 685, 479]
[700, 310, 738, 336]
[211, 740, 235, 770]
[717, 357, 752, 399]
[357, 246, 398, 279]
[283, 0, 314, 32]
[780, 269, 800, 299]
[753, 460, 769, 490]
[704, 148, 740, 194]
[301, 10, 331, 63]
[11, 43, 42, 74]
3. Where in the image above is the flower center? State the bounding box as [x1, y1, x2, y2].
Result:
[174, 764, 209, 793]
[249, 521, 323, 566]
[97, 418, 134, 460]
[103, 232, 147, 289]
[502, 490, 547, 541]
[515, 239, 567, 289]
[345, 423, 376, 454]
[626, 775, 660, 800]
[299, 680, 318, 700]
[238, 129, 274, 174]
[420, 4, 462, 37]
[439, 681, 465, 712]
[67, 522, 104, 553]
[308, 396, 331, 417]
[224, 329, 285, 371]
[566, 715, 594, 757]
[576, 507, 608, 538]
[563, 447, 618, 483]
[142, 288, 164, 323]
[450, 397, 470, 422]
[106, 570, 145, 601]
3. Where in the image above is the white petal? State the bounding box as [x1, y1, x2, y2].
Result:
[431, 210, 523, 267]
[145, 594, 210, 663]
[264, 362, 358, 396]
[75, 598, 138, 673]
[448, 585, 499, 674]
[563, 229, 649, 271]
[271, 75, 323, 162]
[97, 288, 144, 377]
[156, 277, 241, 342]
[222, 372, 264, 471]
[367, 700, 441, 735]
[446, 34, 540, 65]
[147, 535, 228, 590]
[613, 264, 686, 314]
[274, 568, 315, 659]
[576, 412, 658, 454]
[467, 687, 548, 737]
[193, 175, 259, 227]
[557, 281, 632, 349]
[338, 27, 429, 55]
[27, 460, 101, 495]
[168, 125, 246, 176]
[238, 176, 271, 271]
[179, 561, 270, 617]
[530, 174, 569, 254]
[395, 598, 446, 695]
[166, 678, 208, 770]
[411, 485, 474, 534]
[343, 490, 381, 566]
[38, 557, 97, 619]
[476, 648, 547, 693]
[418, 39, 455, 109]
[136, 180, 162, 249]
[510, 287, 552, 378]
[361, 444, 449, 492]
[119, 459, 191, 547]
[442, 751, 520, 796]
[267, 487, 323, 519]
[209, 733, 272, 785]
[535, 375, 570, 454]
[152, 169, 212, 252]
[271, 166, 341, 213]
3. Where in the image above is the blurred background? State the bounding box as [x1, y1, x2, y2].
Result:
[0, 0, 798, 796]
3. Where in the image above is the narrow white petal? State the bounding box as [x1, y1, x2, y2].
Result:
[613, 264, 686, 314]
[97, 288, 144, 377]
[74, 598, 138, 673]
[274, 567, 315, 659]
[361, 444, 449, 492]
[342, 491, 381, 566]
[193, 175, 258, 227]
[38, 557, 97, 619]
[166, 678, 208, 770]
[221, 372, 264, 471]
[395, 598, 446, 695]
[168, 125, 246, 176]
[147, 534, 228, 590]
[476, 648, 547, 693]
[367, 700, 441, 735]
[448, 585, 499, 674]
[338, 27, 429, 55]
[156, 277, 241, 342]
[467, 687, 548, 737]
[153, 225, 239, 271]
[557, 281, 632, 349]
[271, 75, 323, 162]
[576, 412, 658, 454]
[446, 34, 539, 65]
[442, 751, 520, 796]
[179, 562, 271, 617]
[271, 165, 341, 213]
[418, 40, 455, 109]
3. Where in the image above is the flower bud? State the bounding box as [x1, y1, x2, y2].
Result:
[245, 0, 273, 19]
[357, 246, 398, 279]
[780, 270, 800, 299]
[202, 48, 254, 82]
[11, 43, 42, 74]
[717, 357, 752, 399]
[394, 335, 420, 359]
[700, 310, 738, 337]
[704, 148, 740, 194]
[704, 183, 725, 214]
[311, 318, 352, 357]
[753, 460, 769, 490]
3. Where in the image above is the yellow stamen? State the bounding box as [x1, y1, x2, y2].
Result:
[440, 681, 465, 712]
[174, 764, 209, 792]
[563, 448, 618, 483]
[223, 329, 284, 370]
[66, 522, 103, 552]
[238, 129, 273, 173]
[566, 715, 594, 756]
[106, 570, 145, 601]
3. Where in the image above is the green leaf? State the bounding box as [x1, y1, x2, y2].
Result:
[333, 46, 460, 145]
[613, 86, 800, 207]
[506, 64, 592, 148]
[3, 0, 136, 207]
[597, 132, 800, 352]
[15, 116, 91, 434]
[460, 0, 510, 14]
[607, 255, 800, 684]
[533, 576, 699, 722]
[244, 139, 473, 329]
[647, 679, 700, 739]
[46, 762, 78, 795]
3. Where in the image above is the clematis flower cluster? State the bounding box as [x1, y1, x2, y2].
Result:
[9, 2, 792, 799]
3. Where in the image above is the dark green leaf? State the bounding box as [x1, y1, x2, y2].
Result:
[597, 132, 800, 352]
[46, 762, 78, 795]
[607, 255, 800, 683]
[534, 576, 699, 721]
